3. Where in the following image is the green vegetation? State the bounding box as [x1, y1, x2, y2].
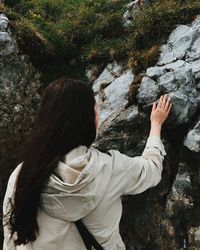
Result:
[1, 0, 200, 83]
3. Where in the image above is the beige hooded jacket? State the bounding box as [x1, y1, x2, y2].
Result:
[3, 135, 166, 250]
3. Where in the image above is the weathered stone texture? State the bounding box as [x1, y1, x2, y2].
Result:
[90, 15, 200, 250]
[0, 13, 41, 246]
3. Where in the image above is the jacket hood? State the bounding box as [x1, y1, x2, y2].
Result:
[40, 146, 112, 222]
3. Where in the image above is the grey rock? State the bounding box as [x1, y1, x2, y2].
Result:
[0, 14, 17, 56]
[166, 169, 193, 218]
[85, 67, 95, 82]
[97, 70, 134, 124]
[136, 76, 159, 105]
[122, 0, 146, 28]
[168, 84, 198, 126]
[186, 36, 200, 62]
[85, 64, 105, 83]
[192, 15, 200, 28]
[141, 17, 200, 128]
[158, 44, 177, 65]
[122, 0, 150, 28]
[186, 59, 200, 80]
[0, 14, 9, 31]
[184, 119, 200, 152]
[164, 59, 187, 70]
[0, 32, 17, 56]
[92, 61, 123, 94]
[0, 15, 41, 242]
[95, 103, 148, 155]
[146, 60, 187, 80]
[122, 10, 133, 28]
[157, 71, 177, 92]
[164, 159, 194, 250]
[158, 68, 193, 92]
[146, 66, 166, 79]
[158, 25, 197, 65]
[138, 63, 199, 126]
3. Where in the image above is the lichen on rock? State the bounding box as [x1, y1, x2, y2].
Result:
[0, 13, 41, 245]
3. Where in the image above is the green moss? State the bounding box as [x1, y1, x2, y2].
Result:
[128, 0, 200, 51]
[126, 0, 200, 73]
[1, 0, 129, 82]
[128, 46, 160, 74]
[1, 0, 200, 83]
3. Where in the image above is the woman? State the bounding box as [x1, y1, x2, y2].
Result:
[3, 77, 172, 250]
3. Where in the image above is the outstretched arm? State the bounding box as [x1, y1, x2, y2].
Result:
[108, 95, 172, 196]
[149, 94, 172, 138]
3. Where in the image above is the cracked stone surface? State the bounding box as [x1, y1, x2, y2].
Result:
[0, 14, 41, 246]
[93, 15, 200, 249]
[137, 17, 200, 127]
[92, 61, 123, 94]
[94, 69, 134, 124]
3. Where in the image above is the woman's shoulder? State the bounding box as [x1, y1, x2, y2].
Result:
[89, 146, 118, 159]
[90, 146, 128, 169]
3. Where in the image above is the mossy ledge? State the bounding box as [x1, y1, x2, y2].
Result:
[1, 0, 200, 84]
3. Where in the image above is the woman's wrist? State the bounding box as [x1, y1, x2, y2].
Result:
[149, 121, 162, 138]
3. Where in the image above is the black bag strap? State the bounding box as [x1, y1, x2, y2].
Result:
[75, 219, 104, 250]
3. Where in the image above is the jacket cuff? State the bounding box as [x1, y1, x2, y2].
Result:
[145, 136, 166, 156]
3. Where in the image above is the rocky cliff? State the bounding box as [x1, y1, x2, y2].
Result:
[0, 10, 200, 250]
[88, 16, 200, 250]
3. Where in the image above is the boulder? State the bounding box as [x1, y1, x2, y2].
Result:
[0, 14, 17, 56]
[184, 119, 200, 152]
[136, 76, 159, 105]
[92, 61, 123, 94]
[158, 24, 197, 65]
[95, 69, 134, 124]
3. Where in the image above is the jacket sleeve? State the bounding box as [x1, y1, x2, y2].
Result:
[108, 136, 166, 196]
[3, 164, 22, 250]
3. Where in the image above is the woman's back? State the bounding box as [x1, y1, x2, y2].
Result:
[3, 77, 171, 249]
[4, 135, 166, 250]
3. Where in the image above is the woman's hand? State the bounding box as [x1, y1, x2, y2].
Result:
[150, 95, 172, 126]
[149, 95, 172, 138]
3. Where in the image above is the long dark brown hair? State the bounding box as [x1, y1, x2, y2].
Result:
[9, 77, 96, 245]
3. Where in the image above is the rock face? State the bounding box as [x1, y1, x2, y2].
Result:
[137, 18, 200, 127]
[95, 68, 134, 124]
[1, 11, 200, 250]
[0, 13, 41, 246]
[91, 16, 200, 250]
